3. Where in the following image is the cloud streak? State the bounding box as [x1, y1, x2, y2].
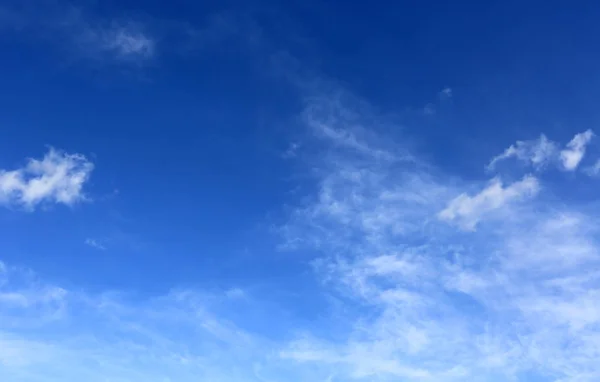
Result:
[84, 238, 106, 250]
[76, 21, 155, 60]
[488, 130, 594, 172]
[487, 134, 558, 170]
[0, 3, 156, 63]
[438, 175, 539, 231]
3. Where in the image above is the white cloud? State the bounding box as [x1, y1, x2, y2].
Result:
[487, 130, 595, 173]
[421, 88, 451, 116]
[85, 238, 106, 250]
[0, 4, 156, 63]
[224, 288, 245, 299]
[0, 261, 284, 382]
[0, 148, 94, 210]
[439, 87, 452, 99]
[0, 335, 57, 368]
[279, 84, 600, 382]
[504, 213, 598, 271]
[79, 22, 155, 60]
[2, 51, 600, 381]
[438, 175, 539, 230]
[105, 27, 154, 58]
[560, 129, 594, 171]
[302, 91, 409, 161]
[282, 142, 301, 158]
[423, 103, 435, 115]
[281, 337, 435, 380]
[487, 134, 558, 170]
[584, 159, 600, 177]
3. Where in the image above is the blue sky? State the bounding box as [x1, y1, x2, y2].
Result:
[2, 0, 600, 381]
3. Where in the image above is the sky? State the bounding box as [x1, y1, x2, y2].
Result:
[3, 0, 600, 381]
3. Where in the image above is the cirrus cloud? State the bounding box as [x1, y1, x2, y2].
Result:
[278, 83, 600, 382]
[488, 130, 594, 172]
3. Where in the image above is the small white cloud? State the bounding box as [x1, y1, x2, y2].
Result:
[439, 87, 452, 99]
[487, 134, 558, 171]
[0, 148, 93, 210]
[438, 175, 539, 230]
[423, 103, 435, 115]
[101, 26, 155, 58]
[584, 159, 600, 177]
[224, 288, 245, 299]
[84, 238, 106, 251]
[75, 20, 155, 61]
[282, 142, 301, 159]
[560, 129, 594, 171]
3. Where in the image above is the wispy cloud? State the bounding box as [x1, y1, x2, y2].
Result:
[423, 103, 436, 115]
[0, 4, 273, 66]
[0, 261, 283, 382]
[439, 87, 452, 99]
[76, 21, 155, 60]
[584, 159, 600, 176]
[421, 88, 452, 116]
[438, 175, 539, 231]
[488, 130, 594, 172]
[278, 83, 600, 382]
[84, 238, 106, 251]
[487, 134, 558, 170]
[0, 148, 93, 210]
[302, 91, 406, 161]
[560, 129, 594, 171]
[0, 3, 156, 63]
[224, 288, 246, 299]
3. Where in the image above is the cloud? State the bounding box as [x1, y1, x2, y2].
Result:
[0, 261, 288, 382]
[302, 91, 405, 161]
[560, 129, 594, 171]
[0, 3, 155, 63]
[281, 337, 435, 380]
[0, 4, 272, 66]
[584, 159, 600, 177]
[439, 87, 452, 99]
[4, 88, 598, 382]
[487, 134, 558, 170]
[78, 21, 155, 60]
[438, 175, 540, 231]
[421, 88, 452, 116]
[278, 83, 600, 382]
[488, 130, 594, 172]
[282, 142, 301, 159]
[84, 238, 106, 251]
[224, 288, 246, 299]
[504, 212, 599, 271]
[423, 103, 435, 115]
[0, 148, 94, 210]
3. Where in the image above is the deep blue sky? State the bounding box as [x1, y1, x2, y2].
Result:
[2, 1, 600, 381]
